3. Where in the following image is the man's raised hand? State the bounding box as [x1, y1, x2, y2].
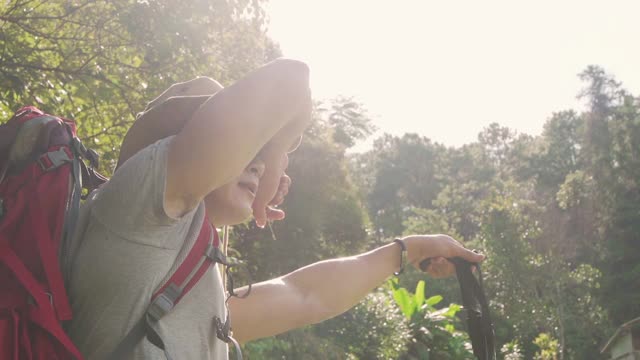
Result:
[252, 153, 290, 228]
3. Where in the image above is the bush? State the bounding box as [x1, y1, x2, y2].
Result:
[243, 291, 410, 359]
[389, 279, 474, 360]
[316, 290, 411, 359]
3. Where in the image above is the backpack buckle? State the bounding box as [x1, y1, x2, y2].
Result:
[147, 283, 182, 321]
[205, 244, 242, 267]
[38, 147, 73, 171]
[71, 137, 99, 168]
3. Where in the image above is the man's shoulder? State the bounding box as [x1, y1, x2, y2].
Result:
[113, 135, 175, 177]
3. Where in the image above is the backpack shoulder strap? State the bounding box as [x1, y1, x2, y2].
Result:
[108, 217, 220, 360]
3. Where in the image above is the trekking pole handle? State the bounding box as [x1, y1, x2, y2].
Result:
[418, 258, 432, 272]
[418, 253, 481, 273]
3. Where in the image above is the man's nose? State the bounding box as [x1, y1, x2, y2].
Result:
[248, 159, 265, 179]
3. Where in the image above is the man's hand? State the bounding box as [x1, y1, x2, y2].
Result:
[264, 173, 292, 222]
[252, 153, 291, 228]
[251, 90, 311, 228]
[403, 234, 484, 278]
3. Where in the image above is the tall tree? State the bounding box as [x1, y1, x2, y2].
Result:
[357, 133, 447, 238]
[1, 0, 276, 172]
[578, 66, 640, 325]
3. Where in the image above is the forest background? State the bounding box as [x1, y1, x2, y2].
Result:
[1, 1, 638, 358]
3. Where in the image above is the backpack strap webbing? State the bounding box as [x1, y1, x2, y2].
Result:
[108, 218, 219, 360]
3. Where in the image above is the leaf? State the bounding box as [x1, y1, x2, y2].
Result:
[425, 295, 443, 307]
[387, 277, 399, 290]
[445, 324, 456, 334]
[444, 303, 462, 317]
[392, 287, 415, 319]
[414, 280, 425, 308]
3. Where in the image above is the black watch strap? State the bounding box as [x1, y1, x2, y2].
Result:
[393, 239, 406, 276]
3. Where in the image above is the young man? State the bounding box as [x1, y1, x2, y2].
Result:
[64, 59, 484, 359]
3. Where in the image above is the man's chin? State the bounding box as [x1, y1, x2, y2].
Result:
[226, 209, 254, 226]
[227, 214, 253, 226]
[206, 206, 253, 226]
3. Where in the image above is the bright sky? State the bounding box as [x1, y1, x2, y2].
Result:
[266, 0, 640, 149]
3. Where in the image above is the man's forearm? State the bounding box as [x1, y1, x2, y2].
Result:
[229, 240, 404, 343]
[229, 235, 483, 343]
[167, 59, 311, 210]
[282, 241, 404, 322]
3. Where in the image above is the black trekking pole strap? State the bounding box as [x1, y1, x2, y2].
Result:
[420, 257, 496, 360]
[452, 257, 496, 360]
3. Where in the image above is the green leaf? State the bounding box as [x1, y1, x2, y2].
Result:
[387, 277, 399, 290]
[414, 280, 425, 308]
[425, 295, 443, 307]
[444, 303, 461, 317]
[445, 324, 456, 334]
[392, 287, 415, 319]
[392, 287, 409, 318]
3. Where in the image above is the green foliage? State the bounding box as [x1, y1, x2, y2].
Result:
[243, 291, 411, 360]
[358, 133, 447, 238]
[556, 170, 592, 210]
[389, 278, 474, 360]
[243, 326, 345, 360]
[1, 0, 277, 173]
[315, 96, 376, 149]
[533, 333, 559, 360]
[501, 340, 524, 360]
[354, 65, 638, 358]
[391, 279, 426, 320]
[315, 291, 411, 359]
[530, 111, 583, 190]
[242, 337, 294, 360]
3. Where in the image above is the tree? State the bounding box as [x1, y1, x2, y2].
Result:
[1, 0, 276, 172]
[357, 133, 447, 238]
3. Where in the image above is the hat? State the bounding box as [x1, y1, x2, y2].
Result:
[116, 77, 224, 170]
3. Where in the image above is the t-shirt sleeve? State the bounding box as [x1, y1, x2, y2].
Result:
[91, 136, 198, 249]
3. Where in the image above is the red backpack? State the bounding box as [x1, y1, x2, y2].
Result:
[0, 106, 240, 360]
[0, 106, 107, 359]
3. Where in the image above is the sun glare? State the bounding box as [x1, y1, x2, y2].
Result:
[267, 0, 640, 149]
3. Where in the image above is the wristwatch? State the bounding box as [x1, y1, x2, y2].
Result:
[393, 238, 407, 276]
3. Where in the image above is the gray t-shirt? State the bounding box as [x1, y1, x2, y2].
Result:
[64, 137, 228, 360]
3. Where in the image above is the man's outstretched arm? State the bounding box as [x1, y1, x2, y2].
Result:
[228, 234, 484, 343]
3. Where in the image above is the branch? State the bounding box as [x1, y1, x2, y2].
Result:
[1, 0, 97, 21]
[82, 118, 131, 140]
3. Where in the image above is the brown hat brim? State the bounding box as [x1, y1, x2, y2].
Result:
[116, 78, 223, 170]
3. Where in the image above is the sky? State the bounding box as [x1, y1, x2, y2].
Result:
[265, 0, 640, 150]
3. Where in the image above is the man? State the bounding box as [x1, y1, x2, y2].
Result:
[64, 59, 484, 359]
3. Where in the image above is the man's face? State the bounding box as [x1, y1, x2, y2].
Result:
[204, 157, 265, 226]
